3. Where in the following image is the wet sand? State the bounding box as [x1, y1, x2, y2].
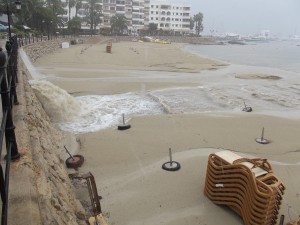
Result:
[33, 41, 300, 225]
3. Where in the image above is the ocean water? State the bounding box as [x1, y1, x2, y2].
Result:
[20, 41, 300, 133]
[184, 40, 300, 73]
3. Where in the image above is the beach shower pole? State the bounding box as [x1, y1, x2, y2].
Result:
[122, 113, 125, 125]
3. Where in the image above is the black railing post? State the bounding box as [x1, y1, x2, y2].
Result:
[10, 36, 19, 99]
[0, 35, 20, 225]
[1, 41, 20, 161]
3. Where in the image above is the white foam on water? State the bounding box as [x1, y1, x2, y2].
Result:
[19, 48, 45, 80]
[29, 80, 82, 122]
[58, 92, 165, 133]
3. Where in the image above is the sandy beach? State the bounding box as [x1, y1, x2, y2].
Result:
[31, 40, 300, 225]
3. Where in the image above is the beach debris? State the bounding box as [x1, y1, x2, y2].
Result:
[69, 172, 103, 220]
[64, 145, 85, 169]
[88, 214, 108, 225]
[255, 127, 270, 144]
[242, 100, 252, 112]
[162, 148, 181, 171]
[117, 113, 131, 130]
[204, 150, 285, 225]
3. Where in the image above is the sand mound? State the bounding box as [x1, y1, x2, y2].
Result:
[235, 73, 281, 80]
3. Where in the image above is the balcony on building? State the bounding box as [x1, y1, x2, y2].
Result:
[116, 0, 125, 5]
[161, 4, 171, 10]
[183, 7, 190, 11]
[116, 6, 125, 11]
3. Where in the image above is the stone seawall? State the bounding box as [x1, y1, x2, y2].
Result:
[10, 39, 87, 225]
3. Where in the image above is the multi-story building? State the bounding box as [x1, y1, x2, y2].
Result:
[131, 0, 144, 34]
[59, 0, 191, 34]
[148, 0, 191, 33]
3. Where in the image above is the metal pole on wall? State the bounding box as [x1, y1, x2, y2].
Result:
[6, 4, 12, 39]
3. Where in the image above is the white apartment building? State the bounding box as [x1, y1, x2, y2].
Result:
[59, 0, 191, 34]
[148, 0, 191, 33]
[131, 0, 145, 34]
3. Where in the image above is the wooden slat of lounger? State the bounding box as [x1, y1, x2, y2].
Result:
[215, 150, 268, 178]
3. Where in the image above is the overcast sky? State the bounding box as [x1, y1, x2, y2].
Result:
[185, 0, 300, 37]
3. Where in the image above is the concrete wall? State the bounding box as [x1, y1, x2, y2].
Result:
[9, 39, 87, 225]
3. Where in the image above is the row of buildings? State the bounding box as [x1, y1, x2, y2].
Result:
[60, 0, 192, 34]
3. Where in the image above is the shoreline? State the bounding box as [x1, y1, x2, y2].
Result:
[29, 39, 300, 225]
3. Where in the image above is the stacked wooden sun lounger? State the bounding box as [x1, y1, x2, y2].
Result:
[204, 150, 285, 225]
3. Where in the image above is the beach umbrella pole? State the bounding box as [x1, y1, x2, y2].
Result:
[261, 127, 264, 141]
[169, 148, 173, 166]
[64, 145, 74, 160]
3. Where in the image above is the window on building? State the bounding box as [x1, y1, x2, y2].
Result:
[110, 6, 115, 10]
[116, 6, 124, 11]
[104, 5, 109, 10]
[110, 0, 115, 3]
[151, 5, 154, 8]
[151, 17, 153, 20]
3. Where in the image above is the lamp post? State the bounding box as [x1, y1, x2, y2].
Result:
[5, 0, 21, 40]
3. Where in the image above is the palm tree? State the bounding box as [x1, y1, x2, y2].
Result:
[148, 23, 157, 35]
[75, 0, 82, 17]
[193, 12, 203, 36]
[84, 0, 102, 34]
[110, 14, 129, 35]
[68, 0, 76, 21]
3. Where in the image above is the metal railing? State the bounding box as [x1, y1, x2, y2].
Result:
[0, 35, 20, 225]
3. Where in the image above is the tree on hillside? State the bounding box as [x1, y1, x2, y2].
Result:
[110, 14, 129, 35]
[148, 23, 157, 35]
[194, 12, 203, 36]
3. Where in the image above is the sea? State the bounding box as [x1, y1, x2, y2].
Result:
[20, 40, 300, 133]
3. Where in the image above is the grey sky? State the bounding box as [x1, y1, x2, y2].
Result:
[187, 0, 300, 37]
